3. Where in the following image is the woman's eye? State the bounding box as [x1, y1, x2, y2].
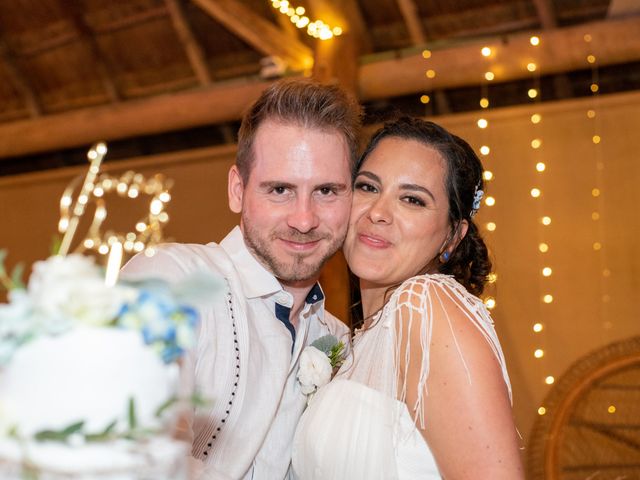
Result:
[403, 195, 426, 207]
[354, 181, 377, 193]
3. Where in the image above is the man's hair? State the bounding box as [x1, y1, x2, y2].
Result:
[236, 79, 362, 182]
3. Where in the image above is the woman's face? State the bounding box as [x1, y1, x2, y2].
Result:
[344, 136, 453, 288]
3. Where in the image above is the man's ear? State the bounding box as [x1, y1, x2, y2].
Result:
[228, 165, 244, 214]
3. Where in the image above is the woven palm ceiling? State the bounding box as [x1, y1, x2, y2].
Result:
[1, 0, 639, 175]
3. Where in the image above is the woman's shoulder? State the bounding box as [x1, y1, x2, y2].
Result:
[393, 273, 483, 308]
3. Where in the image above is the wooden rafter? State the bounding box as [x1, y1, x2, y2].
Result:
[0, 80, 270, 158]
[165, 0, 212, 85]
[396, 0, 427, 45]
[533, 0, 558, 28]
[191, 0, 313, 71]
[0, 38, 42, 117]
[2, 16, 640, 158]
[360, 16, 640, 100]
[64, 2, 121, 103]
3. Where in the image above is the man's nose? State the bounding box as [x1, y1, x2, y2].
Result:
[287, 197, 320, 233]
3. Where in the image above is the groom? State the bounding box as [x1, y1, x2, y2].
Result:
[121, 79, 361, 479]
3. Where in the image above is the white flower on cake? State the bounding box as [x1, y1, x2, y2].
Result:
[297, 334, 345, 395]
[28, 254, 136, 328]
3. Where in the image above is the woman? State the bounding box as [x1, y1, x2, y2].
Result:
[292, 117, 524, 479]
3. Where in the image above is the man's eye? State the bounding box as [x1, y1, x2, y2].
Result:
[273, 186, 287, 194]
[318, 187, 336, 195]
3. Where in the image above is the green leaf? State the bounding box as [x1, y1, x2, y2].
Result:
[0, 249, 7, 270]
[50, 235, 62, 256]
[34, 421, 84, 441]
[310, 334, 339, 355]
[154, 396, 178, 418]
[128, 397, 137, 430]
[11, 262, 25, 289]
[61, 421, 85, 436]
[86, 419, 118, 442]
[190, 391, 212, 408]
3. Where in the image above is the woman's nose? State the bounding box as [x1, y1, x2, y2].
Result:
[367, 195, 392, 224]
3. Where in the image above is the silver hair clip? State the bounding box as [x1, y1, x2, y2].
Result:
[471, 185, 484, 217]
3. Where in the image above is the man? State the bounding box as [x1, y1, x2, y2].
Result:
[121, 79, 361, 479]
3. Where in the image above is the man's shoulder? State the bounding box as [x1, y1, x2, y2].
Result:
[121, 241, 234, 281]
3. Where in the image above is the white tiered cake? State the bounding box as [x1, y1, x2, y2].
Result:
[0, 254, 213, 479]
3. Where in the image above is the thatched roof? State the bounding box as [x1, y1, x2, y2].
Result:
[1, 0, 639, 173]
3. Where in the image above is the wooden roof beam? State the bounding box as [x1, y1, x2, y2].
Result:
[0, 38, 42, 117]
[64, 3, 121, 103]
[191, 0, 313, 71]
[165, 0, 212, 85]
[532, 0, 558, 28]
[359, 16, 640, 100]
[396, 0, 427, 45]
[3, 17, 640, 158]
[0, 79, 271, 158]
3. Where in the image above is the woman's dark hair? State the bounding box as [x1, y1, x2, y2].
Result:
[350, 116, 492, 326]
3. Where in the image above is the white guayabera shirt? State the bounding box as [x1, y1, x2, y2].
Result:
[121, 226, 349, 480]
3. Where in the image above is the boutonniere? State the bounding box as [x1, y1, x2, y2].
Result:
[297, 334, 345, 395]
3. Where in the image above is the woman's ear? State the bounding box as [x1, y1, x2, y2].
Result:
[448, 219, 469, 255]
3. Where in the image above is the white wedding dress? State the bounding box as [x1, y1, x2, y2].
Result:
[292, 274, 512, 479]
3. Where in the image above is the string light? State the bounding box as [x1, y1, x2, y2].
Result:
[538, 243, 549, 253]
[271, 0, 341, 40]
[545, 375, 555, 385]
[481, 46, 492, 57]
[533, 323, 544, 332]
[538, 407, 547, 415]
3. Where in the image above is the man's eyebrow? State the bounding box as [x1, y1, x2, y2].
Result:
[259, 181, 296, 189]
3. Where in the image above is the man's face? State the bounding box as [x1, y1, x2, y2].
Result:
[228, 120, 352, 286]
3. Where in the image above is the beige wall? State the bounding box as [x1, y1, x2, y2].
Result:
[1, 90, 639, 450]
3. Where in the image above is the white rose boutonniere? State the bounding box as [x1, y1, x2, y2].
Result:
[297, 334, 345, 396]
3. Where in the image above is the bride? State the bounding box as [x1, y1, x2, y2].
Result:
[292, 117, 524, 479]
